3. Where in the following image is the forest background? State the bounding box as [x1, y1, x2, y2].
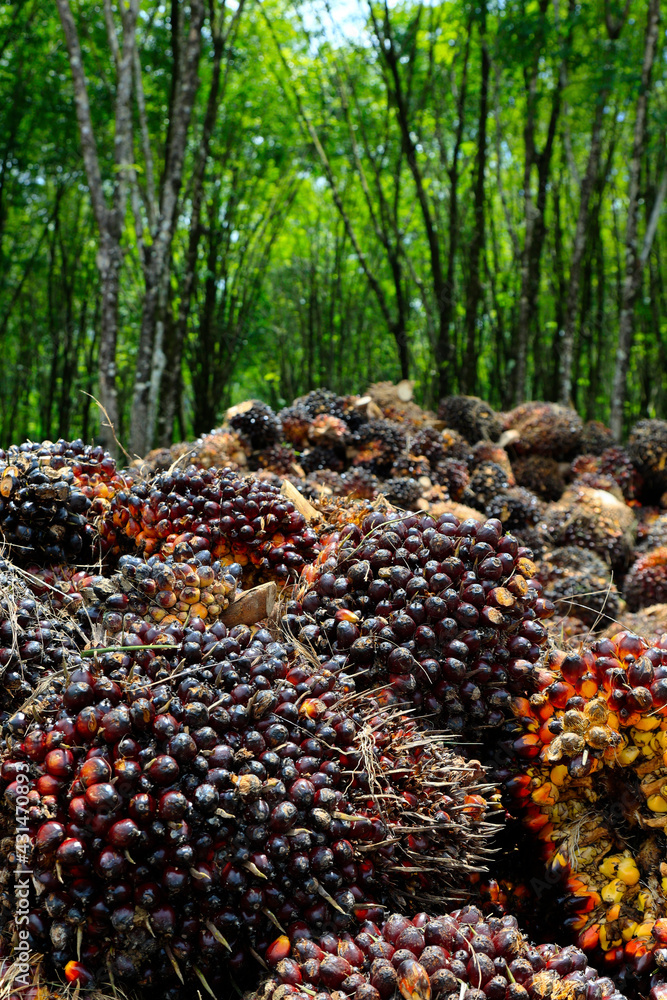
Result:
[1, 0, 666, 456]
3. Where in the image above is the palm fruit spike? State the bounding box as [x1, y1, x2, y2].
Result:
[0, 625, 500, 995]
[628, 419, 667, 500]
[184, 428, 250, 471]
[255, 445, 302, 478]
[597, 447, 643, 502]
[253, 905, 626, 1000]
[500, 630, 667, 976]
[535, 547, 623, 628]
[227, 401, 282, 451]
[96, 466, 320, 584]
[471, 443, 515, 482]
[303, 470, 346, 501]
[410, 426, 448, 465]
[625, 548, 667, 611]
[100, 551, 239, 632]
[543, 485, 636, 571]
[284, 510, 555, 736]
[437, 396, 502, 443]
[348, 421, 407, 476]
[503, 402, 583, 459]
[307, 414, 350, 448]
[512, 456, 565, 502]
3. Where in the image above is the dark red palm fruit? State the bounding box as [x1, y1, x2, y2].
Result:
[287, 511, 553, 735]
[251, 906, 623, 1000]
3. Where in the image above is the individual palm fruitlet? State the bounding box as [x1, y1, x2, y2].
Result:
[97, 466, 320, 584]
[252, 905, 626, 1000]
[500, 630, 667, 977]
[285, 511, 554, 735]
[0, 623, 499, 996]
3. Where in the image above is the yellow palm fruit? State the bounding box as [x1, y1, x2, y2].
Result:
[617, 746, 640, 766]
[616, 857, 640, 886]
[647, 793, 667, 813]
[599, 857, 619, 879]
[601, 879, 625, 904]
[550, 764, 569, 787]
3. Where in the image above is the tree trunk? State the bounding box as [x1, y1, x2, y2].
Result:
[558, 99, 607, 405]
[56, 0, 137, 456]
[155, 2, 243, 447]
[610, 0, 661, 440]
[462, 0, 488, 395]
[128, 0, 204, 458]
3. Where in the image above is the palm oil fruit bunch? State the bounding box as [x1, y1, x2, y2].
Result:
[283, 510, 554, 735]
[512, 456, 565, 503]
[534, 547, 622, 628]
[0, 440, 129, 565]
[252, 905, 626, 1000]
[543, 485, 637, 571]
[349, 421, 407, 476]
[581, 421, 616, 456]
[503, 403, 583, 460]
[380, 478, 422, 510]
[437, 396, 503, 444]
[98, 550, 239, 634]
[500, 630, 667, 977]
[0, 452, 91, 564]
[0, 621, 500, 996]
[97, 466, 320, 584]
[0, 559, 80, 724]
[227, 401, 283, 451]
[627, 420, 667, 500]
[625, 548, 667, 611]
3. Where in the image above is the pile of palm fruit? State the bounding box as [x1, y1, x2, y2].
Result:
[4, 390, 667, 1000]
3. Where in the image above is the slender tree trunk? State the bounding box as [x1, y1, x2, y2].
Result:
[155, 2, 244, 446]
[462, 0, 488, 394]
[610, 0, 662, 439]
[513, 0, 571, 403]
[56, 0, 137, 455]
[129, 0, 204, 457]
[558, 99, 607, 404]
